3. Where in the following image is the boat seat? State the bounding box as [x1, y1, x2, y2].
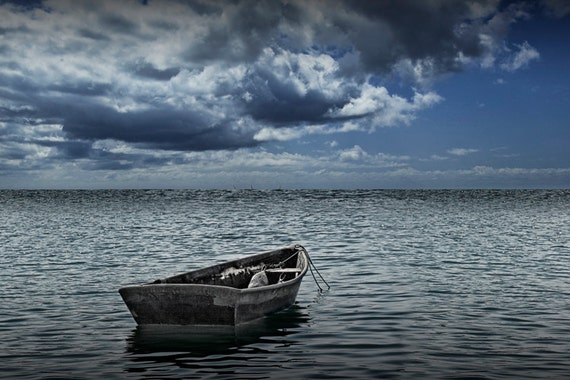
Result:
[265, 268, 303, 273]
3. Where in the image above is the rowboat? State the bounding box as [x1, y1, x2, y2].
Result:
[119, 245, 309, 325]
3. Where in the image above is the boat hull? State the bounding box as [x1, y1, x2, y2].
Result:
[119, 246, 308, 325]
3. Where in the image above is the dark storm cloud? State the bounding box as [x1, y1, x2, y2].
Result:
[338, 0, 483, 72]
[38, 139, 93, 159]
[48, 82, 113, 96]
[0, 0, 545, 169]
[59, 101, 255, 151]
[245, 89, 337, 124]
[183, 0, 286, 63]
[243, 66, 344, 124]
[178, 0, 492, 74]
[78, 28, 111, 41]
[0, 0, 46, 12]
[99, 13, 139, 35]
[129, 61, 180, 81]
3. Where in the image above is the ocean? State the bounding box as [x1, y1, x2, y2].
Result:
[1, 189, 569, 379]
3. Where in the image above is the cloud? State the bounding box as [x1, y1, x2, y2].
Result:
[500, 41, 540, 72]
[542, 0, 570, 18]
[339, 145, 368, 162]
[337, 145, 410, 170]
[464, 2, 540, 71]
[0, 0, 546, 183]
[422, 155, 449, 162]
[253, 122, 362, 143]
[329, 85, 443, 129]
[242, 47, 346, 124]
[448, 148, 479, 156]
[5, 141, 566, 189]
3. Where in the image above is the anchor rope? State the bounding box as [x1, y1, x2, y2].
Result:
[276, 250, 300, 268]
[295, 245, 330, 292]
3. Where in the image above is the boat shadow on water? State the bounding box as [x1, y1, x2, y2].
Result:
[123, 304, 311, 374]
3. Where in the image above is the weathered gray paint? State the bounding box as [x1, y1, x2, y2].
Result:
[119, 245, 308, 325]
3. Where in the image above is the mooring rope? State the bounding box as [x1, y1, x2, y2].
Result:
[295, 244, 330, 292]
[277, 250, 300, 268]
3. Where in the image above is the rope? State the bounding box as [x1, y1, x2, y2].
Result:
[308, 261, 323, 292]
[295, 244, 330, 292]
[276, 250, 300, 268]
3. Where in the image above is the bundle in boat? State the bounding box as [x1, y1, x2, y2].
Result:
[119, 245, 308, 325]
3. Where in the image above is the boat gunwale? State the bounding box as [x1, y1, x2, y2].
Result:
[119, 245, 309, 293]
[120, 268, 306, 294]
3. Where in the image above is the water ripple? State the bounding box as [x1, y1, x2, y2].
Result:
[1, 190, 570, 379]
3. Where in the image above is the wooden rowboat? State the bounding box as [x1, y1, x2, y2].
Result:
[119, 245, 309, 325]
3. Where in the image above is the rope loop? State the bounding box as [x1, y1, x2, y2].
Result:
[295, 244, 330, 293]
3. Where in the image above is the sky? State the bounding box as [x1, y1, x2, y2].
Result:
[0, 0, 569, 189]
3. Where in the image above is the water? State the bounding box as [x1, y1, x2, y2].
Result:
[1, 189, 569, 379]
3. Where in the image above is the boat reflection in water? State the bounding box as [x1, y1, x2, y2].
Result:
[124, 304, 312, 377]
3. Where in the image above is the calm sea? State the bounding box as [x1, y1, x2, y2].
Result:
[1, 190, 569, 379]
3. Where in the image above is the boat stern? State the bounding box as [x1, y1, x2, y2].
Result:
[119, 284, 239, 325]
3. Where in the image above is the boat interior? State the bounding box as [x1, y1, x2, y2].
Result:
[150, 248, 305, 289]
